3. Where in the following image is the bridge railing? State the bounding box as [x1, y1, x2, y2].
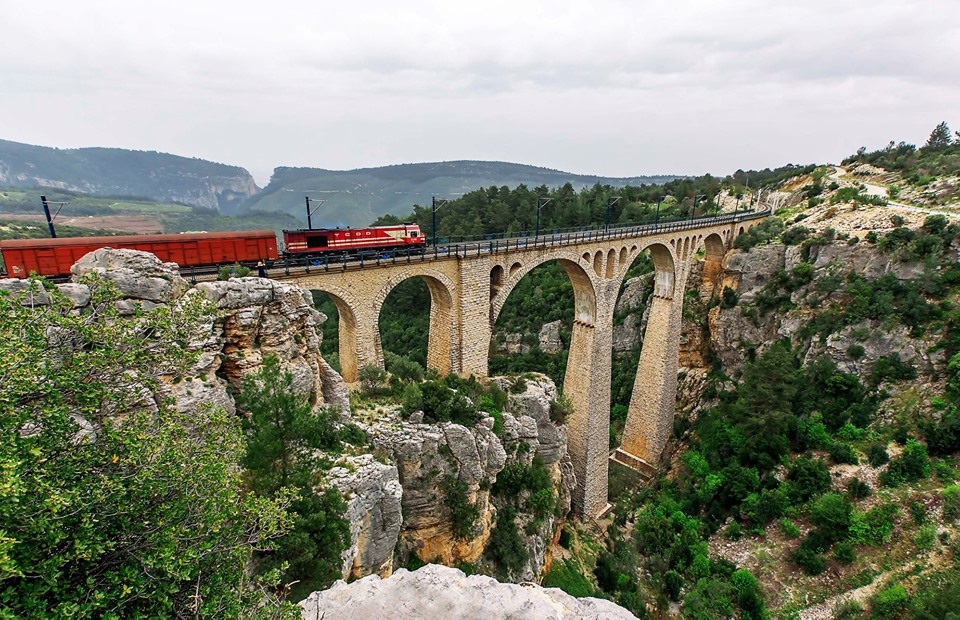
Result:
[186, 208, 771, 280]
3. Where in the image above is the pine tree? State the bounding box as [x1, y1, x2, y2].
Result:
[925, 121, 953, 150]
[237, 355, 350, 600]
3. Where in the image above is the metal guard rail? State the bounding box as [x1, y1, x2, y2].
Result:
[187, 208, 772, 281]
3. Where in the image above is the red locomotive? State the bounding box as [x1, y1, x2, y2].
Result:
[283, 224, 425, 256]
[0, 224, 426, 279]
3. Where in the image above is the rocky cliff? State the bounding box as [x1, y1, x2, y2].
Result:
[2, 250, 577, 587]
[299, 564, 638, 620]
[0, 139, 259, 211]
[329, 373, 576, 582]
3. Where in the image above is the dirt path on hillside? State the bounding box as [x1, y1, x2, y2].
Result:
[830, 166, 960, 219]
[0, 213, 164, 234]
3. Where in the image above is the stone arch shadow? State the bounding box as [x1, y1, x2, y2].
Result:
[372, 270, 459, 376]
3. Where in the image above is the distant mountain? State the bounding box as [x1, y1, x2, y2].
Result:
[0, 139, 259, 211]
[236, 161, 681, 228]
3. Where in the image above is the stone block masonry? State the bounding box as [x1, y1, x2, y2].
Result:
[288, 216, 764, 516]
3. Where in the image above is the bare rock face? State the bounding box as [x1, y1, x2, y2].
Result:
[539, 320, 563, 354]
[325, 455, 404, 580]
[195, 278, 350, 413]
[71, 248, 188, 303]
[492, 374, 576, 581]
[366, 413, 506, 566]
[613, 274, 652, 352]
[299, 564, 638, 620]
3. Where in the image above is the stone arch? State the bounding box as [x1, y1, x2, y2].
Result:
[612, 240, 684, 475]
[605, 248, 616, 279]
[738, 226, 745, 235]
[490, 254, 599, 328]
[593, 251, 603, 277]
[372, 271, 458, 376]
[509, 262, 522, 277]
[311, 289, 362, 384]
[619, 247, 627, 265]
[490, 264, 504, 300]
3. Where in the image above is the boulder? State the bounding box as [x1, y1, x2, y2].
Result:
[299, 564, 638, 620]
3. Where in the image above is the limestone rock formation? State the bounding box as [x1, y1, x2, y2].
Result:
[613, 274, 651, 352]
[492, 374, 576, 580]
[298, 564, 638, 620]
[539, 319, 563, 354]
[9, 249, 350, 417]
[325, 455, 403, 579]
[364, 413, 506, 566]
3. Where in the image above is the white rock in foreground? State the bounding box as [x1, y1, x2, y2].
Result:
[299, 564, 637, 620]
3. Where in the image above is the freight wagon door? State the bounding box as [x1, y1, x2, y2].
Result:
[182, 242, 201, 267]
[34, 248, 59, 277]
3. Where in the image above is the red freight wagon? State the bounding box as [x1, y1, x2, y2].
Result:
[283, 224, 425, 255]
[0, 230, 279, 278]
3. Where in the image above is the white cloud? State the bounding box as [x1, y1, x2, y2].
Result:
[1, 0, 958, 183]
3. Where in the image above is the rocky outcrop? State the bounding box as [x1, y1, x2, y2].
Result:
[9, 249, 350, 416]
[539, 320, 563, 354]
[613, 274, 651, 352]
[299, 564, 638, 620]
[325, 455, 403, 579]
[492, 374, 576, 580]
[341, 374, 574, 582]
[363, 412, 506, 566]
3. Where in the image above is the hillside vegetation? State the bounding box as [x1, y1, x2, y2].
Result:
[236, 161, 683, 228]
[0, 138, 258, 211]
[314, 155, 960, 618]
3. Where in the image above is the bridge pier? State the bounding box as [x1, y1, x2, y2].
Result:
[616, 265, 690, 471]
[563, 317, 612, 518]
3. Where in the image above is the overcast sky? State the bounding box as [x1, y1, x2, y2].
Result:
[2, 1, 958, 185]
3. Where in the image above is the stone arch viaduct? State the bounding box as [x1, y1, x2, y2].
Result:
[285, 213, 767, 517]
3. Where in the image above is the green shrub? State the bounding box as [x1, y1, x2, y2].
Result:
[850, 503, 898, 546]
[542, 560, 594, 597]
[790, 545, 826, 575]
[868, 444, 890, 467]
[830, 442, 860, 465]
[663, 569, 683, 602]
[787, 456, 833, 503]
[484, 506, 528, 577]
[910, 501, 928, 525]
[782, 225, 812, 245]
[720, 286, 738, 309]
[944, 485, 960, 521]
[833, 541, 856, 564]
[909, 570, 960, 619]
[871, 584, 909, 619]
[443, 475, 480, 540]
[780, 518, 801, 538]
[881, 439, 930, 487]
[810, 492, 853, 541]
[847, 344, 866, 360]
[550, 393, 574, 424]
[846, 478, 872, 499]
[914, 524, 937, 550]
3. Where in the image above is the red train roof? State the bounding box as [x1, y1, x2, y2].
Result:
[0, 230, 277, 249]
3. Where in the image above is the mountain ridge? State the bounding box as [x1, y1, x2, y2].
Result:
[0, 138, 259, 212]
[240, 160, 682, 228]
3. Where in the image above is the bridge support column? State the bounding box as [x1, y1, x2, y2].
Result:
[617, 288, 685, 471]
[353, 308, 384, 381]
[564, 317, 612, 518]
[458, 262, 492, 377]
